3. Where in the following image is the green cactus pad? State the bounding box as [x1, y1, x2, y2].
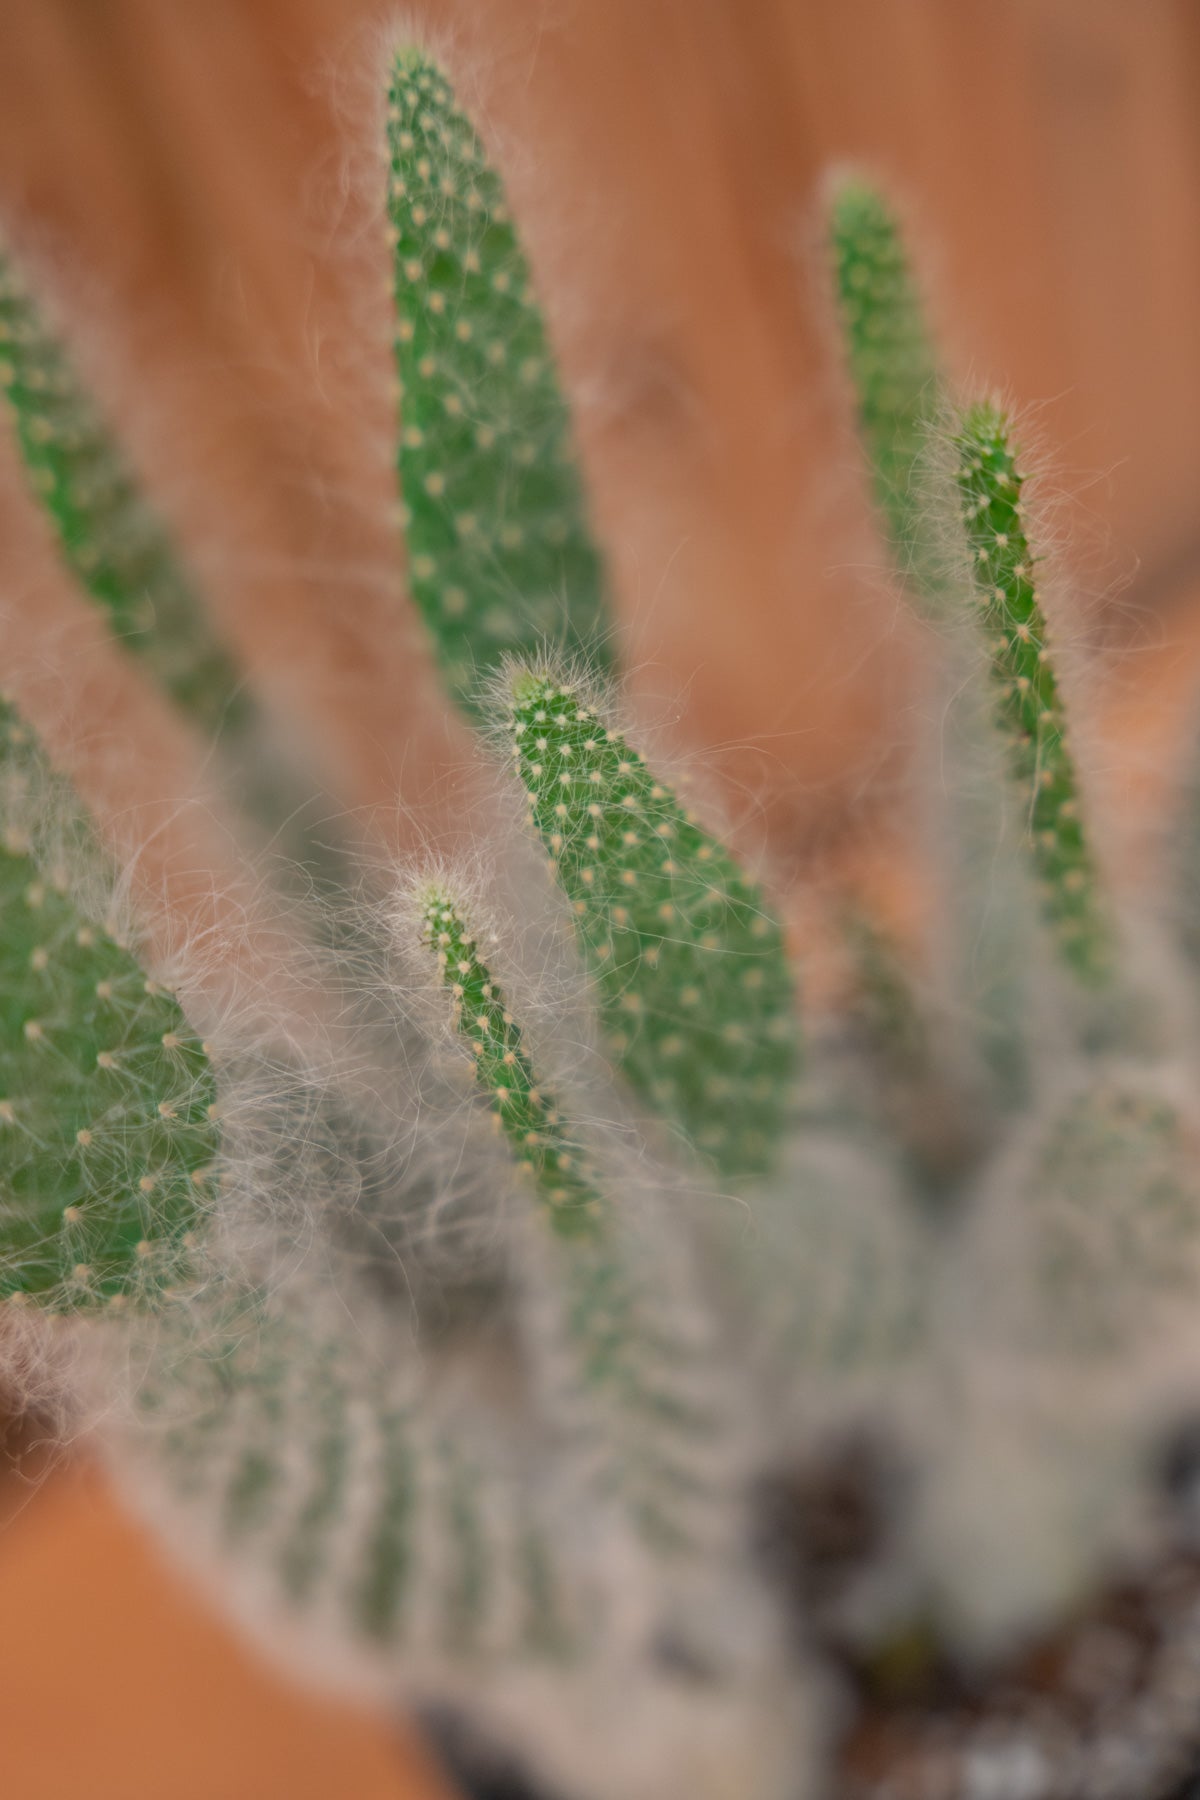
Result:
[385, 50, 614, 718]
[829, 179, 942, 611]
[506, 669, 797, 1177]
[954, 402, 1113, 985]
[0, 699, 217, 1310]
[0, 247, 248, 735]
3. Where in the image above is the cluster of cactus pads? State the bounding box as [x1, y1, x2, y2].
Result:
[5, 41, 1200, 1800]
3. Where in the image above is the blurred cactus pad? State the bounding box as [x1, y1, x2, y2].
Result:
[4, 36, 1200, 1800]
[385, 49, 613, 718]
[0, 245, 249, 734]
[829, 179, 942, 610]
[0, 697, 216, 1311]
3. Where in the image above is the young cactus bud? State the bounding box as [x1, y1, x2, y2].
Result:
[0, 696, 217, 1311]
[0, 245, 248, 735]
[385, 49, 614, 718]
[954, 402, 1113, 986]
[505, 667, 798, 1177]
[828, 178, 943, 612]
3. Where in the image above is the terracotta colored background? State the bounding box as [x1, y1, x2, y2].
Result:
[1, 2, 1199, 1793]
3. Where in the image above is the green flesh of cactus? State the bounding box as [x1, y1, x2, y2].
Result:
[0, 248, 249, 736]
[385, 50, 614, 719]
[0, 698, 217, 1310]
[420, 885, 720, 1549]
[955, 403, 1113, 986]
[829, 179, 942, 612]
[507, 669, 797, 1178]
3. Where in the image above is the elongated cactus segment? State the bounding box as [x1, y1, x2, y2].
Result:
[0, 698, 217, 1310]
[419, 884, 603, 1240]
[419, 885, 722, 1549]
[829, 179, 942, 610]
[954, 403, 1113, 985]
[506, 669, 797, 1177]
[0, 247, 247, 735]
[386, 50, 614, 718]
[134, 1286, 577, 1659]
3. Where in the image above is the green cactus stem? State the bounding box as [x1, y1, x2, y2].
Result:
[829, 178, 943, 612]
[385, 49, 614, 719]
[0, 246, 249, 736]
[505, 668, 797, 1178]
[0, 696, 217, 1310]
[954, 402, 1114, 986]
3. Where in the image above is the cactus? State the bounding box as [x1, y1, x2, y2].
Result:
[385, 51, 614, 719]
[506, 666, 797, 1178]
[418, 883, 604, 1239]
[954, 401, 1113, 987]
[8, 31, 1200, 1800]
[829, 178, 943, 613]
[0, 245, 249, 736]
[0, 695, 217, 1311]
